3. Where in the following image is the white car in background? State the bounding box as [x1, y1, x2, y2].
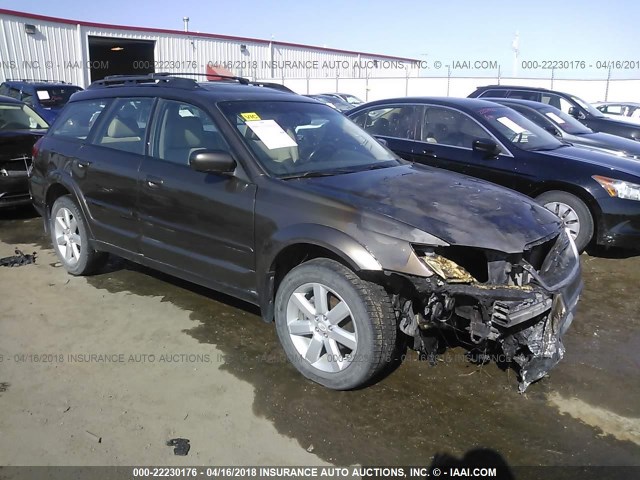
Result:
[593, 102, 640, 124]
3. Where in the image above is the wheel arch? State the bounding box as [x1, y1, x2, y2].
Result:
[529, 181, 603, 239]
[43, 173, 95, 239]
[256, 224, 383, 323]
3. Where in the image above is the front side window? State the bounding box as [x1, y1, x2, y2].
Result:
[51, 100, 108, 140]
[152, 100, 231, 165]
[93, 98, 153, 154]
[570, 95, 604, 117]
[220, 101, 399, 178]
[422, 106, 490, 148]
[351, 105, 423, 140]
[0, 103, 48, 130]
[475, 106, 563, 151]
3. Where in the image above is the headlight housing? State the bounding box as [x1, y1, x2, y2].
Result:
[593, 175, 640, 201]
[417, 252, 475, 283]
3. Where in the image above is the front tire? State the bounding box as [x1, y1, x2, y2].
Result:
[274, 258, 396, 390]
[49, 195, 107, 275]
[536, 190, 594, 252]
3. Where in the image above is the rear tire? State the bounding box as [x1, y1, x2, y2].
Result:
[49, 195, 107, 275]
[274, 258, 396, 390]
[536, 190, 593, 252]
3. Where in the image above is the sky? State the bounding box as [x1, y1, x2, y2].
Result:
[2, 0, 639, 79]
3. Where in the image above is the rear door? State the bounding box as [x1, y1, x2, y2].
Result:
[137, 99, 257, 297]
[64, 97, 154, 252]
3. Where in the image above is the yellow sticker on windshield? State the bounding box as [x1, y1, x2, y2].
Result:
[241, 112, 261, 121]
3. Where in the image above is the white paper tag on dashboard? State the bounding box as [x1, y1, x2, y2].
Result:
[545, 112, 566, 124]
[36, 90, 50, 100]
[497, 116, 526, 133]
[245, 120, 298, 150]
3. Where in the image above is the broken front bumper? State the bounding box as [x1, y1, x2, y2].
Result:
[505, 229, 583, 391]
[405, 229, 583, 392]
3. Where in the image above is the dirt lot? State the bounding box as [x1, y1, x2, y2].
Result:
[0, 206, 639, 468]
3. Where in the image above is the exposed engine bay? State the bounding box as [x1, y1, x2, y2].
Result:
[389, 228, 582, 392]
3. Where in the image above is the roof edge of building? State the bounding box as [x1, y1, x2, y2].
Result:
[0, 8, 420, 63]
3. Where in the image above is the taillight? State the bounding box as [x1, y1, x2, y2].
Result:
[32, 137, 43, 159]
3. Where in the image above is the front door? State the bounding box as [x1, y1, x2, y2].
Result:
[137, 99, 257, 298]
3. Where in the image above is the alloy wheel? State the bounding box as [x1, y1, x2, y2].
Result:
[544, 201, 580, 239]
[285, 282, 357, 373]
[54, 207, 82, 266]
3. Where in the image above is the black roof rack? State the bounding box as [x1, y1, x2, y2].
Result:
[5, 78, 70, 84]
[88, 73, 197, 89]
[88, 72, 251, 90]
[173, 72, 250, 85]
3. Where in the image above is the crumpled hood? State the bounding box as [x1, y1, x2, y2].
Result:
[295, 164, 561, 253]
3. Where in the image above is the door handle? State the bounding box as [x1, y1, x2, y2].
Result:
[421, 149, 437, 158]
[146, 176, 164, 188]
[77, 159, 92, 168]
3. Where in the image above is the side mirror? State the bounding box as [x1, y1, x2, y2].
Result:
[189, 150, 236, 174]
[544, 125, 561, 137]
[472, 139, 501, 158]
[567, 106, 585, 120]
[374, 136, 388, 147]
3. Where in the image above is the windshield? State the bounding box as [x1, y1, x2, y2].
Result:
[35, 87, 82, 108]
[220, 101, 400, 178]
[0, 103, 48, 130]
[570, 95, 604, 118]
[538, 106, 592, 135]
[475, 106, 564, 151]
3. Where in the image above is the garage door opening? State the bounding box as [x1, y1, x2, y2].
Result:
[88, 36, 155, 82]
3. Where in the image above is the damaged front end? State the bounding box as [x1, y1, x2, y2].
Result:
[393, 228, 582, 392]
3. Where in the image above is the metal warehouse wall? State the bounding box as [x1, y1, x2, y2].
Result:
[0, 10, 417, 87]
[0, 14, 85, 85]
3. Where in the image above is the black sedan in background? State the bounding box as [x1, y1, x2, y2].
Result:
[348, 97, 640, 251]
[304, 94, 354, 113]
[0, 95, 48, 207]
[490, 98, 640, 159]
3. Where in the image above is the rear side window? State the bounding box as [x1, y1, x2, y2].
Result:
[50, 100, 108, 140]
[506, 90, 540, 101]
[93, 98, 154, 154]
[477, 89, 508, 98]
[1, 86, 21, 100]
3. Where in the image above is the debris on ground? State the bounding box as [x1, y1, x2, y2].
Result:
[84, 430, 102, 443]
[166, 438, 190, 456]
[1, 249, 37, 267]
